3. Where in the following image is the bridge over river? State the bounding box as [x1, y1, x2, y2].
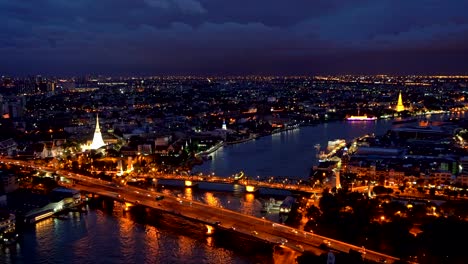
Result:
[2, 157, 324, 194]
[1, 158, 400, 263]
[137, 172, 324, 194]
[62, 172, 399, 264]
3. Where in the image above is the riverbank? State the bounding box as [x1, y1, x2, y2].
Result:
[225, 134, 260, 145]
[225, 124, 302, 146]
[195, 140, 225, 157]
[191, 111, 463, 177]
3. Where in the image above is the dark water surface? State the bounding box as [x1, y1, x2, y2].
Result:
[194, 119, 396, 178]
[194, 113, 463, 179]
[2, 113, 463, 264]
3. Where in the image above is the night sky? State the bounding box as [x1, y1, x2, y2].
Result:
[1, 0, 468, 76]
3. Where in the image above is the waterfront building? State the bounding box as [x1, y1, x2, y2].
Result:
[388, 125, 449, 142]
[431, 171, 453, 184]
[353, 147, 402, 157]
[0, 139, 17, 157]
[23, 188, 81, 224]
[0, 173, 18, 194]
[345, 106, 377, 121]
[137, 144, 152, 155]
[457, 173, 468, 185]
[458, 156, 468, 185]
[0, 211, 15, 242]
[279, 196, 295, 214]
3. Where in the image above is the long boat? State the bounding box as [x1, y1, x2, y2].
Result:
[346, 115, 378, 121]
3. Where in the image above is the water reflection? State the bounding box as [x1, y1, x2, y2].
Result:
[143, 226, 161, 263]
[184, 188, 193, 201]
[118, 208, 135, 261]
[3, 201, 271, 264]
[195, 114, 463, 179]
[203, 193, 221, 208]
[205, 236, 214, 247]
[240, 193, 256, 215]
[232, 184, 243, 197]
[178, 236, 194, 260]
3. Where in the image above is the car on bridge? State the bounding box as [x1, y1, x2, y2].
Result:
[320, 240, 331, 250]
[278, 238, 288, 245]
[379, 258, 387, 263]
[296, 244, 304, 252]
[359, 246, 366, 255]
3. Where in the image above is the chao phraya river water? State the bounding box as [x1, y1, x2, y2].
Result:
[194, 119, 394, 179]
[194, 113, 464, 179]
[2, 113, 463, 264]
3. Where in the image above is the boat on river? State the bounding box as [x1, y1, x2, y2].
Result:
[346, 115, 377, 121]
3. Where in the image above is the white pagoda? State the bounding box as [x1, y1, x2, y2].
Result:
[82, 115, 106, 151]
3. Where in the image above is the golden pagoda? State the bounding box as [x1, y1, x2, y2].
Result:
[396, 91, 405, 112]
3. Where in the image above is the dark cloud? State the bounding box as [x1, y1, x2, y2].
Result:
[0, 0, 467, 76]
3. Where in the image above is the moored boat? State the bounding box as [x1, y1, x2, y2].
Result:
[346, 115, 377, 121]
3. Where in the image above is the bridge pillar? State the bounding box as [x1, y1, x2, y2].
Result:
[185, 180, 198, 187]
[334, 169, 341, 189]
[245, 185, 257, 193]
[205, 225, 214, 236]
[123, 202, 133, 212]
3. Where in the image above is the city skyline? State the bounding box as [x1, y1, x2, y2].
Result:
[1, 0, 468, 76]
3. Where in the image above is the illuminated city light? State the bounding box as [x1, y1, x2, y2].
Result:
[245, 185, 256, 192]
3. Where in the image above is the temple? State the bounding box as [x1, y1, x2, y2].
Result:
[82, 115, 106, 151]
[396, 91, 405, 112]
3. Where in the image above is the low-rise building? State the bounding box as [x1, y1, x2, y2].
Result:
[0, 211, 16, 242]
[0, 139, 17, 156]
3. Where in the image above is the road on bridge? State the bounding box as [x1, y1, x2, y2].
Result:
[67, 172, 399, 264]
[0, 158, 400, 263]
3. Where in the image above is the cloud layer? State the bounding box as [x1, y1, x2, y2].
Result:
[1, 0, 467, 76]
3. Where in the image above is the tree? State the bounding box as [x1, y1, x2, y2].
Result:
[296, 251, 324, 264]
[373, 185, 387, 195]
[398, 185, 406, 193]
[417, 186, 425, 195]
[306, 205, 321, 220]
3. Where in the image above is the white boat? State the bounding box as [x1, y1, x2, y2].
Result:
[346, 115, 377, 121]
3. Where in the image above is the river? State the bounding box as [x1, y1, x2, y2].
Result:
[193, 112, 465, 179]
[193, 119, 394, 179]
[1, 112, 463, 264]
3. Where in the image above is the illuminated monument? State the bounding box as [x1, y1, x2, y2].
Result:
[82, 115, 106, 151]
[396, 91, 405, 112]
[90, 115, 106, 149]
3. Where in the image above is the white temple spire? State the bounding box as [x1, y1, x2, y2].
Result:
[90, 114, 106, 150]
